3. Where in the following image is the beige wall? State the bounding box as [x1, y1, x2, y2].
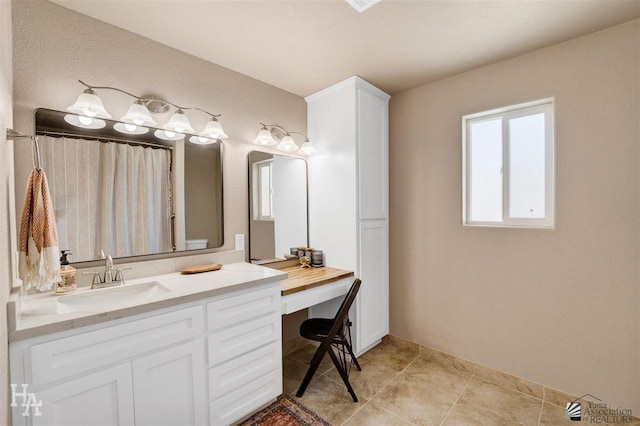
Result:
[0, 1, 14, 424]
[0, 0, 13, 422]
[11, 0, 306, 264]
[390, 20, 640, 411]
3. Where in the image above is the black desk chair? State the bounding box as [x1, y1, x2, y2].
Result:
[296, 279, 362, 402]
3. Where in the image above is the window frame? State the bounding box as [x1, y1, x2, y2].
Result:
[253, 159, 274, 222]
[462, 98, 555, 229]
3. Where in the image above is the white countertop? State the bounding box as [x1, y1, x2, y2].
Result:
[9, 262, 287, 342]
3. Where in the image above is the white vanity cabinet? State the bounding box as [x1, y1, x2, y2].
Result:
[9, 281, 282, 426]
[306, 76, 390, 355]
[32, 363, 135, 426]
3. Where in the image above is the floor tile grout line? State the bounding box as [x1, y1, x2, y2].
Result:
[362, 354, 421, 425]
[369, 400, 418, 426]
[340, 354, 421, 426]
[468, 374, 544, 402]
[536, 399, 544, 426]
[416, 351, 548, 404]
[452, 382, 538, 426]
[438, 373, 475, 426]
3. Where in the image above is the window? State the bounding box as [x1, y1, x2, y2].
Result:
[462, 98, 555, 228]
[253, 160, 274, 221]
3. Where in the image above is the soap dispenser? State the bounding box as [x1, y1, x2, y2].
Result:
[56, 250, 77, 294]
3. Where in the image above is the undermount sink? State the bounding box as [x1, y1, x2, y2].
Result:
[56, 281, 172, 314]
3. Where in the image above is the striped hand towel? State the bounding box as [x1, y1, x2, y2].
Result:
[18, 168, 60, 292]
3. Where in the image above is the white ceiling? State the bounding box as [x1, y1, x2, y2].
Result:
[51, 0, 640, 96]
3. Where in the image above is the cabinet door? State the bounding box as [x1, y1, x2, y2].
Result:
[357, 87, 388, 220]
[32, 364, 134, 426]
[356, 220, 389, 353]
[133, 340, 207, 426]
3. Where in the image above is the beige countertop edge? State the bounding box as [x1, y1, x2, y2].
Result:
[9, 271, 288, 343]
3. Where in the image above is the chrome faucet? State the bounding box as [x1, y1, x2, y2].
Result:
[82, 254, 132, 289]
[104, 255, 115, 284]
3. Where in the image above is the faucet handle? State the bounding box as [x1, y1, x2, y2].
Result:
[82, 271, 103, 286]
[114, 267, 132, 283]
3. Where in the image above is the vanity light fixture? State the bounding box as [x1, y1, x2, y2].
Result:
[114, 122, 149, 135]
[277, 135, 298, 152]
[67, 88, 112, 119]
[67, 80, 228, 143]
[63, 113, 107, 129]
[154, 129, 185, 141]
[164, 109, 195, 134]
[252, 124, 277, 146]
[200, 117, 228, 139]
[121, 100, 157, 127]
[253, 123, 316, 156]
[297, 140, 317, 156]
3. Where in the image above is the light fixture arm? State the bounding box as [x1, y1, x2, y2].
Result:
[77, 80, 222, 118]
[259, 123, 309, 141]
[78, 80, 140, 100]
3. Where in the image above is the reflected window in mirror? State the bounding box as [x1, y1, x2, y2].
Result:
[248, 151, 308, 264]
[254, 159, 274, 221]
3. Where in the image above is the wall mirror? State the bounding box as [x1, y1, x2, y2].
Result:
[13, 108, 224, 264]
[248, 151, 308, 264]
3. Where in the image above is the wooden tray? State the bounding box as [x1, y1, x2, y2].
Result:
[180, 264, 222, 275]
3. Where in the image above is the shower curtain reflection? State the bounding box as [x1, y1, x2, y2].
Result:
[39, 136, 171, 261]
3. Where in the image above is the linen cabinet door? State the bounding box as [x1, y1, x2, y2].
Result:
[356, 86, 388, 220]
[356, 220, 389, 353]
[32, 363, 134, 426]
[133, 339, 207, 426]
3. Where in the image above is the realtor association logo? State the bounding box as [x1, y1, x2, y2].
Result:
[565, 394, 634, 423]
[565, 400, 582, 421]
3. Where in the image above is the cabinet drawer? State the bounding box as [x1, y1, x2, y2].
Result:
[207, 313, 279, 367]
[208, 341, 281, 401]
[206, 284, 279, 331]
[209, 370, 281, 426]
[30, 306, 203, 387]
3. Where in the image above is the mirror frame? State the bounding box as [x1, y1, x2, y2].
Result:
[247, 150, 309, 265]
[27, 108, 226, 268]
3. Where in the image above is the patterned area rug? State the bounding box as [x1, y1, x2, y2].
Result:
[239, 395, 331, 426]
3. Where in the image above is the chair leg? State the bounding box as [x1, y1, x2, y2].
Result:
[296, 343, 330, 398]
[346, 340, 362, 371]
[346, 324, 362, 371]
[327, 346, 358, 402]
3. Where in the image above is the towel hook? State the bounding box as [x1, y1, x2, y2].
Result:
[31, 136, 42, 171]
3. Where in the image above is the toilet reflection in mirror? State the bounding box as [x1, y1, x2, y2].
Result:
[248, 151, 308, 264]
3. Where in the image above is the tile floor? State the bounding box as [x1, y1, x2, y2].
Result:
[283, 339, 631, 426]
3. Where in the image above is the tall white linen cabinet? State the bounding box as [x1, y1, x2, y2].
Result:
[306, 76, 390, 355]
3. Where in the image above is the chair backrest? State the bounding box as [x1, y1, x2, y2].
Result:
[333, 279, 361, 324]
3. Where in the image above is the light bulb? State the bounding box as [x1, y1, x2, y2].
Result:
[78, 116, 93, 125]
[260, 138, 269, 145]
[165, 130, 176, 138]
[175, 126, 185, 133]
[83, 109, 97, 117]
[125, 123, 137, 132]
[198, 136, 208, 143]
[132, 119, 144, 125]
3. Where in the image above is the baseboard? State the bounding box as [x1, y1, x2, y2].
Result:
[385, 334, 639, 421]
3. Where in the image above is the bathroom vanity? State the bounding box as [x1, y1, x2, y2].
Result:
[8, 263, 286, 426]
